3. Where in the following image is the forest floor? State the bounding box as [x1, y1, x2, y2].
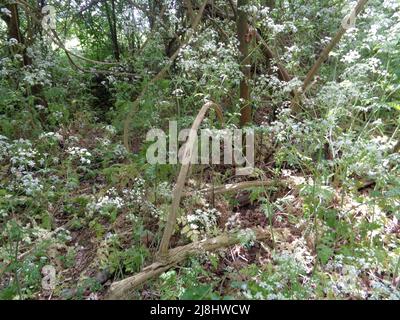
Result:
[1, 108, 398, 300]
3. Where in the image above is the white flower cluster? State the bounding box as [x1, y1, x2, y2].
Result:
[8, 38, 18, 46]
[87, 188, 124, 217]
[322, 247, 400, 299]
[335, 135, 396, 181]
[9, 139, 38, 170]
[180, 205, 221, 241]
[23, 68, 52, 87]
[97, 137, 111, 146]
[122, 178, 146, 206]
[113, 144, 128, 159]
[326, 264, 368, 299]
[18, 173, 43, 195]
[155, 181, 172, 202]
[0, 139, 49, 196]
[383, 0, 399, 10]
[39, 132, 63, 142]
[66, 147, 92, 165]
[103, 125, 117, 135]
[0, 208, 8, 219]
[86, 178, 161, 220]
[341, 50, 361, 64]
[370, 279, 400, 300]
[241, 251, 314, 300]
[177, 28, 242, 91]
[248, 4, 297, 35]
[123, 178, 161, 218]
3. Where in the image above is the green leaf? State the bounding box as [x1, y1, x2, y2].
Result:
[181, 285, 213, 300]
[317, 245, 334, 264]
[388, 102, 400, 111]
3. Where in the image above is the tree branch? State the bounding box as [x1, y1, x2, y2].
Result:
[105, 227, 278, 299]
[158, 101, 224, 257]
[302, 0, 369, 92]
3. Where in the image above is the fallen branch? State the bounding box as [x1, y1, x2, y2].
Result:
[105, 227, 276, 300]
[184, 179, 287, 197]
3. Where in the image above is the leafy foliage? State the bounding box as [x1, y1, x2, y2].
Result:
[0, 0, 399, 300]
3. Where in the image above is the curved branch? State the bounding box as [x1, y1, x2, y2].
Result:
[158, 101, 224, 257]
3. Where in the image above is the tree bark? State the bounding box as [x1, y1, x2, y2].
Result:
[237, 0, 252, 127]
[7, 4, 22, 42]
[106, 227, 276, 300]
[104, 0, 120, 61]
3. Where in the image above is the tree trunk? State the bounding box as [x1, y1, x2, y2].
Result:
[237, 0, 252, 127]
[7, 4, 22, 42]
[104, 0, 120, 61]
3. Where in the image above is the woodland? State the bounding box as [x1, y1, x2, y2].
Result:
[0, 0, 399, 300]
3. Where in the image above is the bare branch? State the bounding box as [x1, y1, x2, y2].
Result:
[302, 0, 369, 92]
[106, 227, 279, 299]
[158, 101, 224, 257]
